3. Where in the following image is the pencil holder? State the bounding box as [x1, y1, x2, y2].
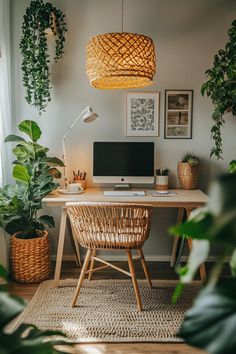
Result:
[156, 176, 168, 192]
[76, 179, 87, 190]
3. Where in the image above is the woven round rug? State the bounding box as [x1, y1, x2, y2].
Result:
[10, 279, 200, 343]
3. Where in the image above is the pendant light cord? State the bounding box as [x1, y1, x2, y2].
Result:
[121, 0, 124, 32]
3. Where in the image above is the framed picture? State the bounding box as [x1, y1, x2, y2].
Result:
[164, 90, 193, 139]
[126, 92, 160, 136]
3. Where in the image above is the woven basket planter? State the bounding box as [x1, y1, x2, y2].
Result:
[178, 162, 199, 190]
[10, 230, 51, 283]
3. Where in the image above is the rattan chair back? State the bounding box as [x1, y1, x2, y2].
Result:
[66, 202, 153, 250]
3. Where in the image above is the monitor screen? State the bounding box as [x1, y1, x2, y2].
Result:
[93, 142, 154, 184]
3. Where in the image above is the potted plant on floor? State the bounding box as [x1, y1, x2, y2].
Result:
[177, 152, 199, 190]
[0, 120, 64, 283]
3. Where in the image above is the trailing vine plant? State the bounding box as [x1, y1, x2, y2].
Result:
[20, 0, 67, 114]
[201, 19, 236, 159]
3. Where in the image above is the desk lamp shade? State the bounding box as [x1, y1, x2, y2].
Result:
[86, 32, 156, 89]
[83, 107, 99, 123]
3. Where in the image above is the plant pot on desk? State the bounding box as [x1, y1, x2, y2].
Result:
[178, 162, 199, 190]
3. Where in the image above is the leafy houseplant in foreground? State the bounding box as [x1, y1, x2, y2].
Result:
[0, 264, 70, 354]
[201, 19, 236, 159]
[0, 120, 64, 283]
[170, 174, 236, 354]
[20, 0, 67, 113]
[177, 152, 199, 190]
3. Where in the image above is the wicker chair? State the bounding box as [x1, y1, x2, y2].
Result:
[66, 202, 153, 311]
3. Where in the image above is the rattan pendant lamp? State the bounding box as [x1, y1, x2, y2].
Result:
[86, 0, 156, 89]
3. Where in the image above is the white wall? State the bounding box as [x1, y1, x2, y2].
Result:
[10, 0, 236, 259]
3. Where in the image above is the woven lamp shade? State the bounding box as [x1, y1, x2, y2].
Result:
[86, 32, 156, 89]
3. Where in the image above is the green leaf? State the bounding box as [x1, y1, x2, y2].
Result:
[38, 215, 55, 228]
[4, 135, 25, 143]
[228, 160, 236, 174]
[0, 291, 26, 329]
[179, 279, 236, 354]
[49, 167, 61, 178]
[44, 157, 64, 166]
[18, 121, 41, 142]
[180, 239, 210, 283]
[230, 249, 236, 277]
[0, 265, 8, 281]
[13, 165, 30, 183]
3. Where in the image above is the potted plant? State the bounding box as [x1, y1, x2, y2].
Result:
[201, 19, 236, 159]
[0, 264, 73, 353]
[155, 169, 170, 192]
[177, 153, 199, 190]
[170, 173, 236, 354]
[0, 120, 64, 283]
[20, 0, 67, 114]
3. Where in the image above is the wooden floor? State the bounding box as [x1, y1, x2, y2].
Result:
[7, 260, 213, 354]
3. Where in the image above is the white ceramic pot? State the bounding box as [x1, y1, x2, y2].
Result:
[156, 175, 169, 192]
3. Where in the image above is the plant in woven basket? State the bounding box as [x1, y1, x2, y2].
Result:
[177, 153, 199, 190]
[0, 264, 72, 354]
[201, 19, 236, 160]
[20, 0, 67, 113]
[0, 120, 64, 282]
[169, 174, 236, 354]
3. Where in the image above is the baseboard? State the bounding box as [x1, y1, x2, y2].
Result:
[51, 254, 221, 262]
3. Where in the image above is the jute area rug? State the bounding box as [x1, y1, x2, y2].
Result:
[11, 279, 200, 343]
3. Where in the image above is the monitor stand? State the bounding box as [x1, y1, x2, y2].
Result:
[113, 184, 131, 190]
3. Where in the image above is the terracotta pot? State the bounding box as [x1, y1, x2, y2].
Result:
[177, 162, 199, 190]
[10, 230, 51, 283]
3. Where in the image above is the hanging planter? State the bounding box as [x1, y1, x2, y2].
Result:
[201, 19, 236, 159]
[20, 0, 67, 114]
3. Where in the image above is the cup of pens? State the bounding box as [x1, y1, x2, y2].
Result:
[155, 169, 170, 193]
[73, 170, 87, 190]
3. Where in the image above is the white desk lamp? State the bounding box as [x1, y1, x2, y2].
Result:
[61, 106, 99, 187]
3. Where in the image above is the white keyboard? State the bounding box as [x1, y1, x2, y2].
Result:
[103, 190, 146, 196]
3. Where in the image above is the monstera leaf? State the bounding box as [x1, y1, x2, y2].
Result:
[0, 265, 71, 354]
[180, 279, 236, 354]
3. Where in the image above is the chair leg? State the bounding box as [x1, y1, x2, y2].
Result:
[126, 250, 142, 311]
[71, 248, 92, 308]
[137, 249, 152, 288]
[88, 249, 97, 281]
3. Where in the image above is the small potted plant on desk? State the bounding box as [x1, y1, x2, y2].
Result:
[0, 120, 64, 283]
[155, 169, 170, 192]
[178, 153, 199, 190]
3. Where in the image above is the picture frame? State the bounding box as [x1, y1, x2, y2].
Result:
[126, 91, 160, 136]
[164, 90, 193, 139]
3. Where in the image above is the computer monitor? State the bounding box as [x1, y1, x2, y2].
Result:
[93, 142, 154, 185]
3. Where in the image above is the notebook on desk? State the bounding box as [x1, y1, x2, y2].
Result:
[150, 191, 177, 197]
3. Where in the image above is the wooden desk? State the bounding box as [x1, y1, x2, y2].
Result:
[43, 188, 208, 287]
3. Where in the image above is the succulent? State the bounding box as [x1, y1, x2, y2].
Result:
[181, 153, 199, 166]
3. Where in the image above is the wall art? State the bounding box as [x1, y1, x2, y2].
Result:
[164, 90, 193, 139]
[126, 92, 160, 136]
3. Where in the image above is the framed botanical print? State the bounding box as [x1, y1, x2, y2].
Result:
[126, 92, 160, 136]
[164, 90, 193, 139]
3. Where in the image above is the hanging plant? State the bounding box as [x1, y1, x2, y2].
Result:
[20, 0, 67, 114]
[201, 19, 236, 159]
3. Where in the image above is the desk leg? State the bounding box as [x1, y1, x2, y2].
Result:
[53, 207, 67, 288]
[186, 208, 207, 282]
[170, 207, 184, 267]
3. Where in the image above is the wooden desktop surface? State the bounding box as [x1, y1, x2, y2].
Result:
[43, 188, 208, 208]
[43, 188, 208, 287]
